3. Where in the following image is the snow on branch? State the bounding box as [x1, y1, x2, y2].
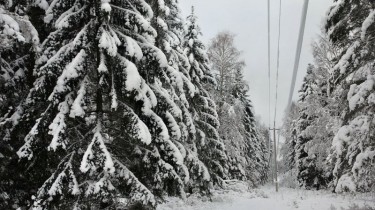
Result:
[48, 93, 73, 151]
[48, 49, 87, 103]
[113, 159, 156, 206]
[70, 77, 88, 118]
[361, 9, 375, 41]
[32, 152, 80, 209]
[80, 124, 115, 175]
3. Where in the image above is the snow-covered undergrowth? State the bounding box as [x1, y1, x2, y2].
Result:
[157, 181, 375, 210]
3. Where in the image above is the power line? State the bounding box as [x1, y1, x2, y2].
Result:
[287, 0, 310, 111]
[267, 0, 271, 128]
[267, 0, 272, 167]
[273, 0, 282, 126]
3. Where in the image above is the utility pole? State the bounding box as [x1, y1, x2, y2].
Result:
[270, 126, 280, 192]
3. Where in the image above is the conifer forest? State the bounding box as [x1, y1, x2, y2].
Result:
[0, 0, 374, 209]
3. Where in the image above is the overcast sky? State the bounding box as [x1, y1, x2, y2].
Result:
[179, 0, 333, 128]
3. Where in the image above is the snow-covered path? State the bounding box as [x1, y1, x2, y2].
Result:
[158, 183, 375, 210]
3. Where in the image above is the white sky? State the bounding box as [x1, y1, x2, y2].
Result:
[179, 0, 333, 127]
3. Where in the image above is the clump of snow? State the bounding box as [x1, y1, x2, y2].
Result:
[9, 105, 23, 126]
[70, 78, 87, 118]
[34, 0, 49, 11]
[347, 75, 375, 111]
[157, 17, 168, 31]
[135, 118, 152, 145]
[335, 174, 356, 193]
[333, 41, 360, 74]
[331, 127, 350, 158]
[367, 93, 375, 105]
[116, 54, 157, 113]
[98, 53, 108, 73]
[99, 27, 120, 56]
[326, 0, 343, 21]
[352, 148, 375, 179]
[48, 95, 72, 151]
[117, 33, 143, 60]
[43, 0, 59, 23]
[361, 9, 375, 41]
[101, 0, 112, 13]
[227, 105, 235, 116]
[110, 86, 118, 110]
[0, 13, 25, 42]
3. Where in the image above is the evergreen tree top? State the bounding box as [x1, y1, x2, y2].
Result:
[298, 64, 317, 103]
[185, 6, 203, 46]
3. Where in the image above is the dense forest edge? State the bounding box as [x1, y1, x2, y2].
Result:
[279, 0, 375, 194]
[0, 0, 269, 209]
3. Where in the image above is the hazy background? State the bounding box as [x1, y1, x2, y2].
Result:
[179, 0, 333, 128]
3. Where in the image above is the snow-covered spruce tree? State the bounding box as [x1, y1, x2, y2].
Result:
[8, 0, 199, 208]
[163, 1, 213, 194]
[241, 94, 266, 185]
[255, 121, 270, 184]
[294, 64, 317, 188]
[325, 0, 375, 193]
[145, 0, 212, 195]
[255, 121, 271, 183]
[295, 64, 331, 189]
[280, 102, 299, 173]
[0, 1, 40, 207]
[184, 7, 228, 186]
[232, 67, 268, 185]
[297, 35, 343, 190]
[280, 33, 342, 190]
[214, 93, 246, 181]
[115, 0, 190, 199]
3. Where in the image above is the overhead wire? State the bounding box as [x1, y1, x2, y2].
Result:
[267, 0, 271, 128]
[267, 0, 272, 164]
[287, 0, 310, 111]
[266, 0, 309, 189]
[273, 0, 282, 128]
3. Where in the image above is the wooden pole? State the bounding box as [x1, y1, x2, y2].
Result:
[270, 127, 280, 192]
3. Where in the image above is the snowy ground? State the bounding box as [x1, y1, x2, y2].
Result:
[157, 181, 375, 210]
